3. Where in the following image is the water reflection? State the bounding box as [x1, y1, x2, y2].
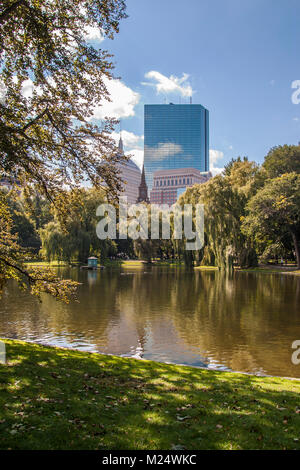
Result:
[0, 267, 300, 377]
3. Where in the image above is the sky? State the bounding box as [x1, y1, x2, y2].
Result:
[89, 0, 300, 174]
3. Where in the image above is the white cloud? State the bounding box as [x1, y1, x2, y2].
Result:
[142, 71, 193, 97]
[270, 79, 275, 86]
[145, 142, 183, 161]
[209, 149, 224, 176]
[209, 149, 223, 165]
[126, 145, 224, 176]
[11, 76, 139, 123]
[84, 26, 104, 42]
[125, 148, 144, 169]
[110, 130, 144, 147]
[12, 76, 54, 99]
[293, 117, 299, 121]
[11, 77, 35, 98]
[0, 80, 6, 104]
[123, 146, 224, 176]
[90, 77, 140, 120]
[109, 130, 144, 169]
[21, 79, 35, 98]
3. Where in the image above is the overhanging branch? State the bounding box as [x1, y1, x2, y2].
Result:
[0, 0, 27, 23]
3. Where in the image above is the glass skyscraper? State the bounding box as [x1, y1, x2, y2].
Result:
[144, 104, 209, 191]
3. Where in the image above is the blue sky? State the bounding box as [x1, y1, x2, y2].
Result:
[91, 0, 300, 173]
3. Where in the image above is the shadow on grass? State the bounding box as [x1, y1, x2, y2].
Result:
[0, 339, 299, 450]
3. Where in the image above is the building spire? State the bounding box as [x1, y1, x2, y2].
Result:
[141, 163, 146, 184]
[118, 134, 124, 154]
[137, 163, 149, 203]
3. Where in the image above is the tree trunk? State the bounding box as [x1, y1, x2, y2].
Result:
[291, 231, 300, 268]
[183, 250, 194, 267]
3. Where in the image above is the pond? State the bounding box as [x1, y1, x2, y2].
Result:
[1, 266, 300, 378]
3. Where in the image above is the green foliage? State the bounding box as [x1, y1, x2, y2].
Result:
[223, 156, 248, 176]
[242, 173, 300, 267]
[0, 191, 78, 301]
[39, 187, 113, 263]
[4, 188, 52, 251]
[263, 145, 300, 178]
[179, 150, 300, 269]
[181, 159, 261, 269]
[0, 0, 128, 201]
[0, 1, 127, 299]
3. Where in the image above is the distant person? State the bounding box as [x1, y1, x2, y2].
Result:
[280, 257, 284, 266]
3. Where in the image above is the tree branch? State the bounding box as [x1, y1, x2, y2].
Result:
[0, 255, 36, 284]
[22, 108, 48, 132]
[0, 0, 27, 23]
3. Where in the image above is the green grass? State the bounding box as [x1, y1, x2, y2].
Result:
[104, 259, 184, 268]
[121, 260, 146, 268]
[102, 259, 145, 268]
[153, 260, 184, 266]
[194, 265, 219, 271]
[0, 339, 300, 450]
[24, 260, 71, 267]
[195, 265, 300, 275]
[239, 266, 300, 275]
[102, 259, 122, 267]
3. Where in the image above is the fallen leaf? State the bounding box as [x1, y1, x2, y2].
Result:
[176, 415, 190, 421]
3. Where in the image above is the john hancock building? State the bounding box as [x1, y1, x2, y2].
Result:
[144, 103, 210, 192]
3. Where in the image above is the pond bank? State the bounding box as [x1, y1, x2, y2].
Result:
[0, 339, 299, 450]
[238, 265, 300, 275]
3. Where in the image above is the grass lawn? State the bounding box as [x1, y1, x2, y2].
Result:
[194, 265, 219, 271]
[239, 266, 300, 275]
[152, 260, 184, 266]
[0, 339, 299, 450]
[121, 260, 146, 267]
[24, 261, 71, 267]
[194, 265, 300, 275]
[103, 260, 145, 268]
[105, 260, 184, 268]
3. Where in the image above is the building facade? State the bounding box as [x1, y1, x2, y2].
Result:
[144, 103, 209, 192]
[150, 167, 211, 206]
[0, 175, 21, 191]
[117, 137, 141, 205]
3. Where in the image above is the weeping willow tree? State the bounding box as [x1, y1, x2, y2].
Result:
[128, 159, 263, 269]
[131, 203, 159, 263]
[39, 188, 117, 263]
[0, 191, 78, 301]
[181, 159, 263, 270]
[40, 221, 77, 262]
[131, 203, 182, 263]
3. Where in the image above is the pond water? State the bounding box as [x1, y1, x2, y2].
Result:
[0, 266, 300, 378]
